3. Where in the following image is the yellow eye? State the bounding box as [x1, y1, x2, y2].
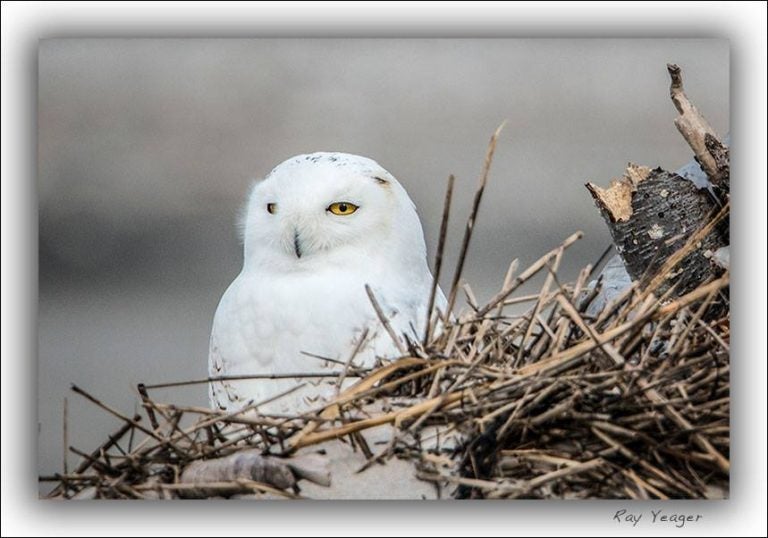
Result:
[266, 203, 277, 214]
[327, 202, 359, 216]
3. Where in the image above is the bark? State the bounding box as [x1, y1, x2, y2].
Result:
[587, 165, 727, 297]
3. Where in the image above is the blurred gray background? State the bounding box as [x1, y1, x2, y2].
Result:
[38, 39, 728, 481]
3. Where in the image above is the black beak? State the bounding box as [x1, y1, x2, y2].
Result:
[293, 231, 302, 258]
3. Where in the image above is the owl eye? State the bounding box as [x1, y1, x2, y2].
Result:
[266, 203, 277, 214]
[327, 202, 359, 216]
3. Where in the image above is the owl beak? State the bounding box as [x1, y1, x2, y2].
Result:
[293, 230, 302, 258]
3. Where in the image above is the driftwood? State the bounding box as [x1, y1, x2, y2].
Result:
[586, 64, 729, 298]
[667, 63, 730, 196]
[178, 450, 295, 498]
[176, 450, 331, 498]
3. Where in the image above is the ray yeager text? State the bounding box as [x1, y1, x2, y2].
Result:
[613, 509, 703, 529]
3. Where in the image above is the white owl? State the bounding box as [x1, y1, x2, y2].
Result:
[209, 152, 446, 414]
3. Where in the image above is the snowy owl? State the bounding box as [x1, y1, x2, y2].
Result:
[209, 152, 446, 414]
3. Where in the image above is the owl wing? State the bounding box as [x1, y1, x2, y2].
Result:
[208, 324, 241, 411]
[207, 277, 274, 411]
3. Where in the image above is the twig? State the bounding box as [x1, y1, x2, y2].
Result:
[136, 383, 159, 431]
[62, 397, 69, 477]
[143, 372, 364, 390]
[446, 122, 505, 316]
[364, 284, 407, 355]
[424, 174, 455, 344]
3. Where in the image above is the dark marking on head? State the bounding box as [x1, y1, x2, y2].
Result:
[373, 176, 390, 186]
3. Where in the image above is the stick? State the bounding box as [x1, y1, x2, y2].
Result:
[424, 174, 455, 344]
[143, 372, 363, 390]
[136, 383, 159, 431]
[62, 397, 69, 477]
[365, 284, 406, 355]
[667, 63, 727, 186]
[446, 122, 505, 316]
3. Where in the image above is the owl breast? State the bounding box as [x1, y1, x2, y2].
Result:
[208, 266, 428, 414]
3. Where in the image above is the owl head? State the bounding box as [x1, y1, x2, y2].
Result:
[241, 152, 429, 273]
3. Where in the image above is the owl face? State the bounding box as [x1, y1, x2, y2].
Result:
[242, 152, 422, 272]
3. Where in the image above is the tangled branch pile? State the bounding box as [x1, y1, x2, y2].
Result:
[43, 64, 729, 500]
[43, 227, 730, 500]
